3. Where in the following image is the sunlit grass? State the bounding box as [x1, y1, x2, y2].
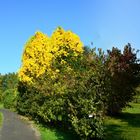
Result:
[39, 125, 78, 140]
[104, 102, 140, 140]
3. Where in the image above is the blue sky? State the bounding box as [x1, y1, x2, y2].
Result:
[0, 0, 140, 74]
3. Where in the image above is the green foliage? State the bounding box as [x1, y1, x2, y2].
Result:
[134, 85, 140, 103]
[0, 74, 3, 102]
[66, 83, 104, 140]
[0, 90, 3, 102]
[17, 28, 140, 139]
[0, 73, 18, 92]
[0, 112, 3, 128]
[0, 73, 18, 110]
[2, 89, 18, 109]
[17, 47, 107, 139]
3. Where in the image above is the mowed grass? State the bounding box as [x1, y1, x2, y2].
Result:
[104, 102, 140, 140]
[39, 126, 79, 140]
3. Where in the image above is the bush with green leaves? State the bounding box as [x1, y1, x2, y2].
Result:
[0, 73, 18, 107]
[0, 90, 2, 102]
[17, 47, 107, 139]
[17, 27, 140, 139]
[2, 89, 18, 109]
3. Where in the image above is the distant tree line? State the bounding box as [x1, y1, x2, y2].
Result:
[0, 72, 18, 109]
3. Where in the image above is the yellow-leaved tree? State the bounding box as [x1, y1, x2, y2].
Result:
[17, 27, 105, 139]
[19, 27, 83, 83]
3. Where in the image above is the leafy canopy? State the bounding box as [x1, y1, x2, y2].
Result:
[19, 27, 83, 83]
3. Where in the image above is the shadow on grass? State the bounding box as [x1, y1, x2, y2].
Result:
[114, 112, 140, 128]
[104, 112, 140, 140]
[104, 123, 127, 140]
[40, 122, 80, 140]
[49, 128, 79, 140]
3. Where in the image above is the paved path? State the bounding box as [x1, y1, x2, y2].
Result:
[0, 109, 40, 140]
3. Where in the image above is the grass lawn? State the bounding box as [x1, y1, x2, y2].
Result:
[39, 125, 79, 140]
[104, 102, 140, 140]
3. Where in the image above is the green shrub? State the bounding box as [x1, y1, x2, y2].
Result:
[17, 79, 104, 139]
[17, 48, 106, 139]
[17, 28, 140, 139]
[2, 89, 18, 109]
[0, 90, 3, 102]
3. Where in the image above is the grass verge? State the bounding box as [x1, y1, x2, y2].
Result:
[104, 102, 140, 140]
[38, 125, 78, 140]
[19, 115, 78, 140]
[0, 112, 3, 128]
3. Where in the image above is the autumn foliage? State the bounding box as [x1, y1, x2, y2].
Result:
[105, 44, 140, 115]
[19, 27, 83, 83]
[17, 27, 140, 139]
[17, 27, 105, 139]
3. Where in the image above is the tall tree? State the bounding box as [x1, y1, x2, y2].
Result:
[106, 43, 140, 115]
